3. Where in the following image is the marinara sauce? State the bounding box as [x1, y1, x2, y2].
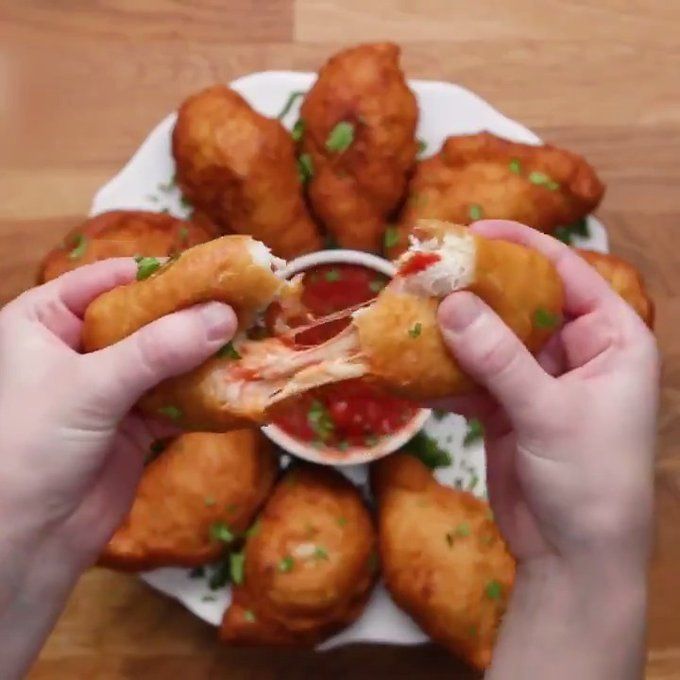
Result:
[271, 263, 418, 449]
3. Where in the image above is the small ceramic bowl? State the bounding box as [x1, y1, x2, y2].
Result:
[261, 249, 431, 466]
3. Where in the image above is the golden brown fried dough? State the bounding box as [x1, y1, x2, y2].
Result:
[100, 431, 278, 570]
[300, 42, 418, 252]
[38, 210, 213, 283]
[81, 235, 289, 350]
[220, 465, 377, 645]
[173, 85, 321, 258]
[388, 132, 605, 257]
[577, 249, 654, 327]
[372, 454, 515, 670]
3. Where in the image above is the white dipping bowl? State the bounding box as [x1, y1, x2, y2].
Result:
[262, 249, 431, 466]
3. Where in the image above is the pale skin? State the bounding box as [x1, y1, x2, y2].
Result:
[0, 222, 658, 678]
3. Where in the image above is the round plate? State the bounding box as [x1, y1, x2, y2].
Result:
[91, 71, 609, 649]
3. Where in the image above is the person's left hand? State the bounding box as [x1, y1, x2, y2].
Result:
[0, 258, 236, 678]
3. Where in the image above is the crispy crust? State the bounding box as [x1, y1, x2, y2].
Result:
[99, 431, 278, 570]
[371, 454, 515, 670]
[301, 42, 418, 251]
[173, 85, 321, 258]
[577, 249, 654, 327]
[388, 131, 605, 257]
[81, 235, 286, 350]
[38, 210, 213, 283]
[220, 465, 377, 645]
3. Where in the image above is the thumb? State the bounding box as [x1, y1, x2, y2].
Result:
[83, 302, 237, 418]
[437, 292, 553, 424]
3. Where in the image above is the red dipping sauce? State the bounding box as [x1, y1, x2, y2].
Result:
[270, 263, 419, 450]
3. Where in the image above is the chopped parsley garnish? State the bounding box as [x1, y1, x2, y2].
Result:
[468, 203, 484, 221]
[364, 434, 379, 446]
[417, 138, 427, 155]
[408, 322, 422, 338]
[243, 609, 256, 623]
[158, 179, 175, 192]
[201, 594, 217, 602]
[325, 121, 355, 153]
[455, 522, 471, 537]
[555, 217, 590, 244]
[509, 158, 522, 174]
[313, 546, 329, 561]
[277, 90, 305, 120]
[68, 234, 88, 260]
[528, 170, 559, 191]
[533, 308, 560, 329]
[180, 195, 193, 210]
[245, 519, 261, 539]
[463, 418, 484, 446]
[383, 226, 399, 250]
[553, 226, 573, 244]
[324, 269, 341, 282]
[297, 153, 314, 184]
[485, 579, 503, 600]
[204, 496, 216, 507]
[208, 560, 231, 590]
[468, 473, 480, 491]
[216, 341, 241, 360]
[188, 566, 205, 579]
[291, 119, 305, 142]
[307, 400, 334, 442]
[405, 431, 452, 468]
[337, 516, 348, 527]
[134, 255, 161, 281]
[230, 552, 245, 585]
[369, 279, 386, 293]
[209, 521, 234, 544]
[337, 440, 349, 451]
[157, 405, 182, 421]
[278, 555, 294, 573]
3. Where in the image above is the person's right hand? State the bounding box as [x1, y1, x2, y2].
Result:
[436, 220, 659, 679]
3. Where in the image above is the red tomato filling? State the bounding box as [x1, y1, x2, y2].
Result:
[398, 251, 441, 276]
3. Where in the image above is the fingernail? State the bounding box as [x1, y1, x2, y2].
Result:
[439, 293, 482, 332]
[199, 302, 236, 341]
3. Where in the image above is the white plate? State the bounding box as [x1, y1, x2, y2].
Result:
[91, 71, 609, 648]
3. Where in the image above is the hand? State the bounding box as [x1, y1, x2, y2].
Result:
[436, 220, 659, 679]
[0, 259, 236, 678]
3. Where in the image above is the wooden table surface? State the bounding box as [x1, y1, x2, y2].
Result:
[1, 1, 679, 678]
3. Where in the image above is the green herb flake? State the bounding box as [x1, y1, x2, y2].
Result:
[158, 405, 182, 421]
[485, 579, 503, 600]
[178, 226, 189, 242]
[509, 158, 522, 174]
[468, 473, 480, 491]
[325, 121, 355, 153]
[468, 203, 484, 221]
[208, 559, 231, 590]
[405, 432, 452, 469]
[297, 153, 314, 184]
[243, 609, 256, 623]
[245, 519, 261, 539]
[135, 256, 161, 281]
[307, 400, 335, 442]
[291, 119, 305, 142]
[417, 138, 427, 155]
[188, 566, 205, 579]
[383, 225, 400, 250]
[369, 279, 386, 293]
[278, 556, 295, 573]
[180, 195, 193, 210]
[364, 434, 379, 447]
[463, 418, 484, 446]
[209, 521, 234, 544]
[408, 322, 422, 338]
[337, 516, 348, 527]
[158, 179, 175, 192]
[216, 341, 241, 360]
[204, 496, 217, 507]
[230, 552, 245, 585]
[553, 226, 572, 244]
[277, 90, 306, 120]
[528, 170, 560, 191]
[313, 546, 329, 561]
[567, 216, 589, 237]
[201, 594, 217, 602]
[533, 308, 560, 329]
[337, 440, 350, 452]
[324, 269, 341, 282]
[455, 522, 471, 537]
[68, 234, 88, 260]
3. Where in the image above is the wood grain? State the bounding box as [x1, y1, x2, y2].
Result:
[0, 1, 678, 678]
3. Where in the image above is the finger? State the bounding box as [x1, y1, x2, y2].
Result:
[560, 311, 619, 369]
[83, 302, 237, 418]
[34, 298, 83, 348]
[470, 220, 622, 318]
[535, 332, 567, 377]
[425, 391, 499, 422]
[438, 291, 554, 426]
